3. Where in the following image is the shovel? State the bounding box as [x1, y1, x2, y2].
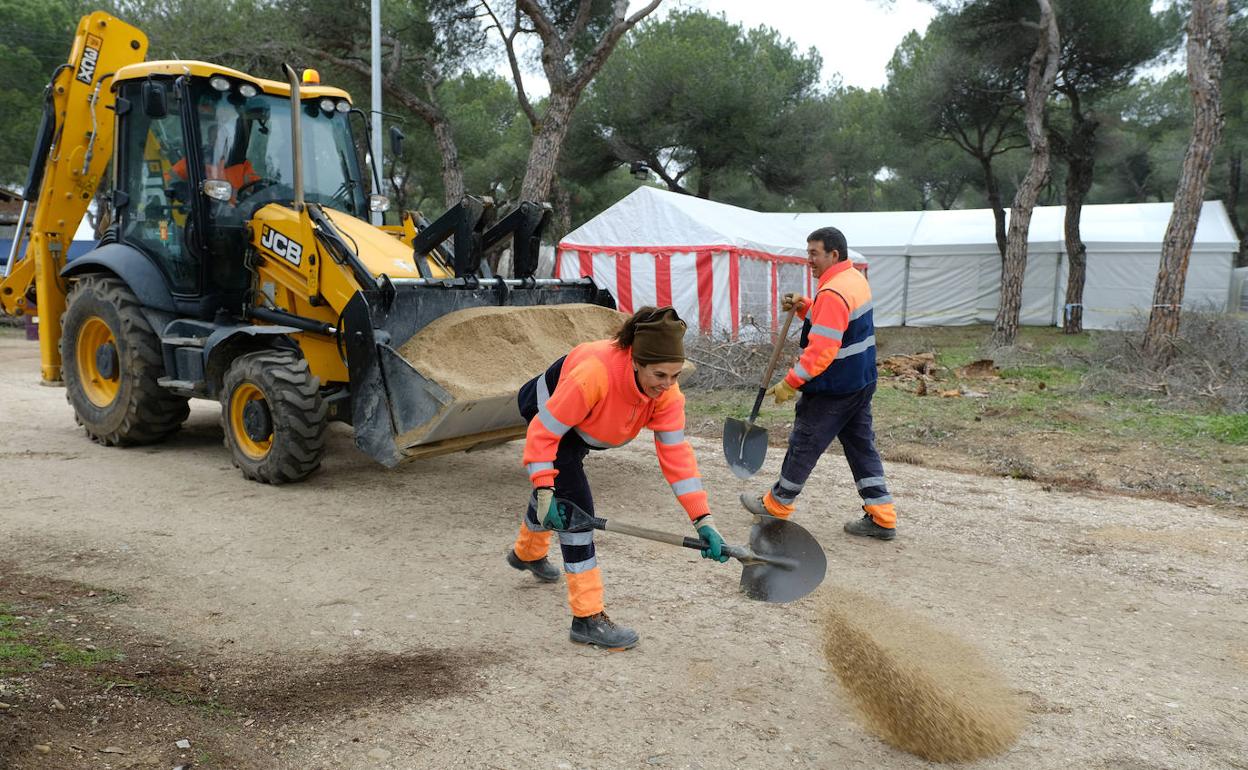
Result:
[723, 306, 798, 479]
[558, 499, 827, 603]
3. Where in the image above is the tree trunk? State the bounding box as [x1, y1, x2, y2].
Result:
[551, 177, 573, 244]
[980, 155, 1009, 259]
[991, 0, 1060, 348]
[519, 93, 577, 202]
[697, 172, 712, 199]
[512, 0, 662, 204]
[431, 118, 466, 208]
[1061, 97, 1098, 334]
[1143, 0, 1231, 358]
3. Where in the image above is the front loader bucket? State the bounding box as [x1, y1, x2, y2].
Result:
[342, 278, 618, 467]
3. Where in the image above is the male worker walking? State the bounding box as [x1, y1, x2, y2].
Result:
[740, 227, 898, 540]
[506, 306, 729, 650]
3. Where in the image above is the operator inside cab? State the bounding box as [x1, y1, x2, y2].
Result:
[168, 100, 260, 204]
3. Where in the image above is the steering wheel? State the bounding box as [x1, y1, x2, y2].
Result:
[235, 177, 276, 202]
[330, 182, 353, 208]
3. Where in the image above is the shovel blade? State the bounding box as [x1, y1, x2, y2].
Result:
[739, 517, 827, 603]
[723, 418, 769, 479]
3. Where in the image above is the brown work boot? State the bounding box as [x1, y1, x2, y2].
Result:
[844, 514, 896, 541]
[507, 549, 560, 582]
[570, 611, 639, 650]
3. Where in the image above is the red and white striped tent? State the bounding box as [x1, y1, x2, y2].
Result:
[556, 186, 867, 338]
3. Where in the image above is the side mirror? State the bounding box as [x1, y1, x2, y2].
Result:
[142, 81, 167, 118]
[389, 125, 404, 159]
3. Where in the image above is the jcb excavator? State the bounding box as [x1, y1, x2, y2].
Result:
[0, 12, 614, 483]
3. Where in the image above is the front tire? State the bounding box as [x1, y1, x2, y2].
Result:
[60, 275, 189, 445]
[221, 350, 327, 484]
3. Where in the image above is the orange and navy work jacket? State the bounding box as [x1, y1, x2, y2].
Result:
[784, 260, 878, 395]
[522, 339, 710, 520]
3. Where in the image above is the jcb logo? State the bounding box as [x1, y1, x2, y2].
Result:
[76, 34, 103, 85]
[260, 225, 303, 267]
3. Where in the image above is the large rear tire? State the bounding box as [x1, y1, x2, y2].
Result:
[60, 275, 189, 445]
[221, 350, 327, 484]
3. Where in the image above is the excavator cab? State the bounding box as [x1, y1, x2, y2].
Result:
[1, 12, 618, 484]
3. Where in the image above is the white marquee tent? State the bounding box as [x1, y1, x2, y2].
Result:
[556, 187, 868, 338]
[557, 187, 1240, 334]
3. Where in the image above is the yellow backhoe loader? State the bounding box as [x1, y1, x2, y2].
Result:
[0, 12, 616, 483]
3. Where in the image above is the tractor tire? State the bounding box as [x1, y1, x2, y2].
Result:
[220, 350, 328, 484]
[60, 275, 190, 445]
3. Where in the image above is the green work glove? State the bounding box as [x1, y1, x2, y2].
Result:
[695, 515, 729, 563]
[535, 487, 564, 530]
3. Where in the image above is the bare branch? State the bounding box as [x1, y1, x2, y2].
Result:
[566, 0, 595, 48]
[480, 1, 538, 127]
[567, 0, 661, 95]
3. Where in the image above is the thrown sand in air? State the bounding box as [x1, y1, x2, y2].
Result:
[393, 304, 626, 446]
[820, 587, 1024, 762]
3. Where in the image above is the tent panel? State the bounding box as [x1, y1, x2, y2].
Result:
[738, 256, 772, 338]
[904, 255, 980, 325]
[973, 250, 1062, 325]
[710, 251, 734, 339]
[629, 252, 658, 311]
[1080, 249, 1234, 329]
[865, 254, 906, 327]
[669, 252, 703, 334]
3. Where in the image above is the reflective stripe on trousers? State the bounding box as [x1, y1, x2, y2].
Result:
[510, 395, 606, 616]
[770, 383, 895, 527]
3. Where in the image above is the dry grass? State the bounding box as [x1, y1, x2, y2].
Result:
[1082, 310, 1248, 412]
[682, 331, 802, 390]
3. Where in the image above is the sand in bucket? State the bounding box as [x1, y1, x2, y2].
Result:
[820, 587, 1024, 762]
[393, 303, 627, 444]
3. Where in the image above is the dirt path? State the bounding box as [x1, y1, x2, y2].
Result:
[1, 330, 1246, 769]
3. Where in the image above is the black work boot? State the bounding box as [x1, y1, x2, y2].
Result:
[507, 550, 560, 583]
[844, 514, 896, 541]
[570, 611, 639, 650]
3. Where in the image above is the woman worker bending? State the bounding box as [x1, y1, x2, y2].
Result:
[506, 306, 728, 649]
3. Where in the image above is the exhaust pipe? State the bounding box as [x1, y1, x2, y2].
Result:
[282, 64, 305, 211]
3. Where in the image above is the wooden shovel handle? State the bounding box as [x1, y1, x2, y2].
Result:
[759, 307, 799, 389]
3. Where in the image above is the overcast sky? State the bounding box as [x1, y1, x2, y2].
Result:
[500, 1, 938, 96]
[660, 0, 938, 89]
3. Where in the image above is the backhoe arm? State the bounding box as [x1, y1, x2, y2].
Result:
[0, 12, 147, 382]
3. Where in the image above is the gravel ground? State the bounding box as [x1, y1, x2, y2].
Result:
[1, 330, 1246, 769]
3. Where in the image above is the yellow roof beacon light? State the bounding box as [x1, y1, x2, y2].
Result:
[301, 68, 320, 85]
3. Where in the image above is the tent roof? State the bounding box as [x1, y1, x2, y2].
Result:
[907, 201, 1237, 255]
[1072, 201, 1238, 251]
[560, 186, 867, 261]
[561, 186, 1238, 260]
[779, 211, 924, 254]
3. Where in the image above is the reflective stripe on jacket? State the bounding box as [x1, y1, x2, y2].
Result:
[522, 339, 710, 520]
[784, 260, 878, 395]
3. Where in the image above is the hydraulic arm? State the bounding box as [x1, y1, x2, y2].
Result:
[0, 12, 147, 381]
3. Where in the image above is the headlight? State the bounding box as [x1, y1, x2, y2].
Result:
[369, 194, 390, 213]
[320, 98, 335, 114]
[238, 83, 258, 98]
[209, 76, 230, 92]
[336, 100, 350, 113]
[202, 179, 233, 202]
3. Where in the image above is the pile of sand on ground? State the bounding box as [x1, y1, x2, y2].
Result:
[397, 303, 627, 401]
[820, 587, 1024, 762]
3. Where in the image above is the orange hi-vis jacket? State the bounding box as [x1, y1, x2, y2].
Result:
[784, 260, 877, 394]
[523, 339, 710, 520]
